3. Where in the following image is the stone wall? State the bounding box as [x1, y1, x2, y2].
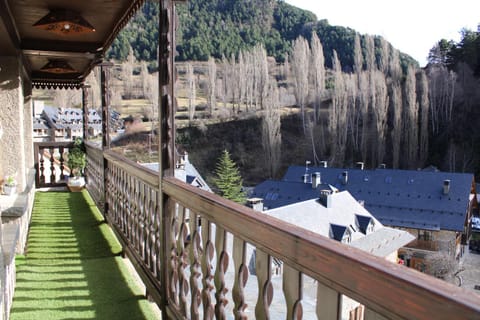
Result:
[0, 57, 30, 191]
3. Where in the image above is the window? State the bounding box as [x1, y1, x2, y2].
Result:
[418, 230, 433, 241]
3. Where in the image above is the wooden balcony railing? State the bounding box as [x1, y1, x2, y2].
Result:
[83, 143, 480, 319]
[34, 141, 74, 188]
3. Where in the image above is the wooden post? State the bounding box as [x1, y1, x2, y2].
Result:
[158, 0, 177, 316]
[100, 62, 113, 217]
[82, 84, 90, 141]
[100, 63, 112, 150]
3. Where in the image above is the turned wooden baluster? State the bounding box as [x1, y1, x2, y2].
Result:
[133, 179, 142, 251]
[255, 249, 273, 319]
[316, 282, 342, 319]
[283, 265, 303, 320]
[139, 183, 148, 261]
[39, 147, 45, 184]
[232, 237, 248, 320]
[201, 219, 215, 320]
[59, 146, 65, 180]
[167, 198, 180, 305]
[49, 146, 55, 183]
[153, 193, 162, 281]
[214, 227, 229, 319]
[177, 205, 189, 316]
[189, 212, 202, 320]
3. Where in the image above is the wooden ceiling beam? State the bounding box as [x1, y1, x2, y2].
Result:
[23, 49, 98, 60]
[22, 39, 102, 56]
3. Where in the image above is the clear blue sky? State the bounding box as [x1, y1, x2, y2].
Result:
[286, 0, 480, 66]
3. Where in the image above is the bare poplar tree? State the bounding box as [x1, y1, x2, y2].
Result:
[186, 62, 196, 122]
[358, 71, 370, 162]
[364, 35, 376, 71]
[389, 49, 402, 80]
[207, 56, 217, 116]
[52, 89, 81, 109]
[403, 65, 419, 168]
[140, 61, 149, 99]
[372, 70, 389, 166]
[310, 32, 325, 123]
[378, 37, 390, 74]
[291, 36, 310, 134]
[237, 51, 247, 112]
[255, 44, 269, 111]
[427, 65, 456, 134]
[390, 82, 403, 168]
[330, 51, 348, 165]
[221, 54, 229, 111]
[417, 70, 429, 165]
[230, 53, 240, 112]
[122, 46, 136, 99]
[262, 78, 282, 178]
[85, 69, 101, 108]
[353, 33, 363, 73]
[145, 72, 158, 136]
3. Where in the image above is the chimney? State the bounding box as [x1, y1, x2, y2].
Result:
[319, 189, 333, 208]
[443, 180, 451, 195]
[303, 174, 309, 184]
[320, 161, 328, 168]
[312, 172, 321, 189]
[247, 198, 264, 212]
[379, 163, 386, 169]
[341, 171, 348, 185]
[356, 162, 364, 170]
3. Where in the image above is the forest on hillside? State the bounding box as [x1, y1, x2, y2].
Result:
[106, 0, 416, 71]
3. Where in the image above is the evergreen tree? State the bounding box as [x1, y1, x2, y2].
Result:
[213, 150, 246, 204]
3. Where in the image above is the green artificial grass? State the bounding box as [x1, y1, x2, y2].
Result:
[10, 191, 160, 320]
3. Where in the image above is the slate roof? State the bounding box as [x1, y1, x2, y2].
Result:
[274, 166, 474, 232]
[262, 192, 415, 256]
[251, 180, 336, 210]
[39, 106, 117, 134]
[33, 117, 49, 130]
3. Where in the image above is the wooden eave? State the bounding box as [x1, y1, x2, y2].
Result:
[0, 0, 146, 89]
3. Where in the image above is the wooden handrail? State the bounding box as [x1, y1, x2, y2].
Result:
[162, 176, 480, 320]
[84, 146, 480, 319]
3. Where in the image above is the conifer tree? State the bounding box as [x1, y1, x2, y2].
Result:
[213, 150, 246, 204]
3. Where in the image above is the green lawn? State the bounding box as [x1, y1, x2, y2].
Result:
[10, 191, 160, 320]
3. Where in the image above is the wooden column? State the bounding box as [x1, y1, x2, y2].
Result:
[100, 62, 112, 150]
[158, 0, 177, 316]
[82, 84, 90, 141]
[100, 61, 113, 218]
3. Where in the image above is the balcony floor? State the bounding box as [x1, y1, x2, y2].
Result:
[10, 191, 160, 320]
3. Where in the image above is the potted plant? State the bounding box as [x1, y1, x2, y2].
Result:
[66, 138, 86, 192]
[3, 175, 17, 196]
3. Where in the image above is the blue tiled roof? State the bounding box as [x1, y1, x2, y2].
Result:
[252, 166, 474, 232]
[250, 180, 330, 210]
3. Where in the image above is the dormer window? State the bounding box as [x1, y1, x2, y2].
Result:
[356, 214, 373, 234]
